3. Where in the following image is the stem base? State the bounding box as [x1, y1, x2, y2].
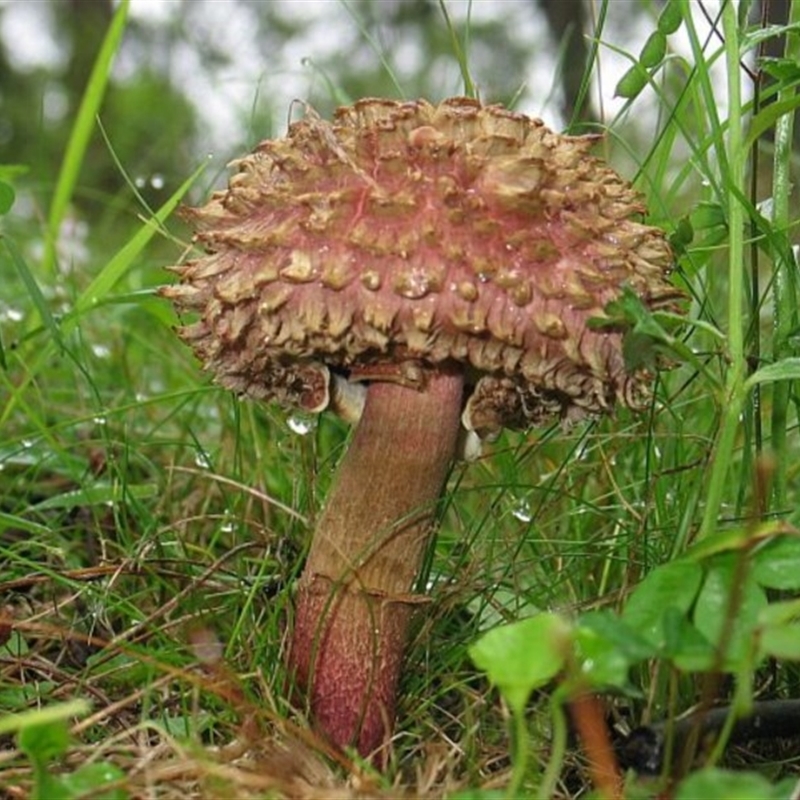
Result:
[289, 368, 464, 759]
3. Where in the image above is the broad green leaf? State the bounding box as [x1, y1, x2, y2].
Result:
[0, 630, 30, 660]
[691, 201, 727, 229]
[160, 712, 212, 738]
[0, 683, 56, 712]
[745, 357, 800, 391]
[753, 535, 800, 590]
[662, 607, 716, 672]
[60, 762, 128, 800]
[760, 624, 800, 660]
[575, 612, 655, 689]
[33, 772, 70, 800]
[19, 719, 71, 767]
[622, 560, 703, 647]
[759, 55, 800, 83]
[0, 699, 90, 737]
[622, 330, 659, 371]
[758, 598, 800, 627]
[693, 225, 730, 253]
[591, 286, 673, 340]
[693, 558, 768, 669]
[669, 216, 694, 253]
[676, 767, 794, 800]
[469, 612, 571, 715]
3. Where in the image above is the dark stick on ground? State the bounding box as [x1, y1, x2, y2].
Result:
[617, 698, 800, 775]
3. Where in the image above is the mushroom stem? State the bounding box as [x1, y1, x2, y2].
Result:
[289, 366, 464, 759]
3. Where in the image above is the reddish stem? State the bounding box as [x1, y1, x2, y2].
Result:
[289, 367, 464, 760]
[569, 694, 623, 800]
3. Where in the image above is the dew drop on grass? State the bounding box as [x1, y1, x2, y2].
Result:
[21, 438, 33, 449]
[757, 197, 774, 220]
[91, 343, 111, 358]
[93, 415, 107, 426]
[510, 496, 532, 523]
[287, 413, 317, 436]
[194, 452, 211, 469]
[1, 307, 23, 322]
[150, 173, 165, 190]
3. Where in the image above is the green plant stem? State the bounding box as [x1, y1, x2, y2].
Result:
[746, 2, 769, 479]
[506, 709, 530, 799]
[706, 677, 753, 767]
[770, 0, 800, 508]
[537, 697, 568, 800]
[698, 0, 747, 541]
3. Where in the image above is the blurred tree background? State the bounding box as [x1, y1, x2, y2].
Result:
[0, 0, 604, 240]
[1, 0, 792, 244]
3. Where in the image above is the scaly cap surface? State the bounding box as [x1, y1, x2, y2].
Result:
[163, 97, 680, 435]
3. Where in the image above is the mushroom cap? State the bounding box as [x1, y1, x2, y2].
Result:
[163, 97, 681, 435]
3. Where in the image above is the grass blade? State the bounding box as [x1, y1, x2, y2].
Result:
[0, 158, 207, 426]
[768, 0, 800, 508]
[66, 158, 209, 331]
[3, 237, 64, 352]
[438, 0, 476, 98]
[41, 0, 129, 276]
[697, 2, 748, 543]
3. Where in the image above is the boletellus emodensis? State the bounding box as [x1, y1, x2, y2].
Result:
[162, 97, 682, 762]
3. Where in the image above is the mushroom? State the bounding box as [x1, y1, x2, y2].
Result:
[162, 97, 681, 761]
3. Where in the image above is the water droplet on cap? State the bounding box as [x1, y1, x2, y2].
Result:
[287, 413, 317, 436]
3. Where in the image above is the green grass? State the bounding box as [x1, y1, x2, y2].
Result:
[2, 1, 800, 798]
